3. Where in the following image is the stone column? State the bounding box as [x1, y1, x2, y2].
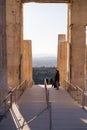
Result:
[57, 35, 66, 69]
[6, 0, 22, 89]
[22, 40, 32, 86]
[67, 3, 71, 81]
[68, 0, 87, 89]
[57, 34, 67, 87]
[0, 0, 7, 102]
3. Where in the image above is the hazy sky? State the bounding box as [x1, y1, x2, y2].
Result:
[23, 3, 67, 57]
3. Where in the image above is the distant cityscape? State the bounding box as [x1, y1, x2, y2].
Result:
[32, 56, 57, 67]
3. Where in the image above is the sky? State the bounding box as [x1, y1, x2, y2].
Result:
[23, 3, 67, 57]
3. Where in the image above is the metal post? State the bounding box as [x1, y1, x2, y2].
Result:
[82, 91, 85, 109]
[49, 102, 52, 130]
[10, 93, 12, 109]
[44, 79, 52, 130]
[45, 80, 49, 107]
[4, 100, 7, 114]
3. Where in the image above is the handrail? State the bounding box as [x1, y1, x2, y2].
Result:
[22, 79, 52, 130]
[0, 80, 26, 121]
[44, 79, 49, 107]
[65, 80, 83, 93]
[10, 80, 25, 93]
[65, 80, 87, 109]
[44, 79, 52, 130]
[1, 80, 26, 105]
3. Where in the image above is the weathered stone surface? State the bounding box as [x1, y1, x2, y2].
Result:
[22, 0, 70, 3]
[0, 0, 7, 95]
[6, 0, 22, 88]
[68, 0, 87, 88]
[22, 40, 32, 86]
[57, 35, 67, 87]
[0, 0, 87, 104]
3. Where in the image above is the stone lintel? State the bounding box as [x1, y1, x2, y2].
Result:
[21, 0, 70, 3]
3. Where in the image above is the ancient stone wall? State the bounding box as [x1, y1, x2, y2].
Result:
[0, 0, 33, 94]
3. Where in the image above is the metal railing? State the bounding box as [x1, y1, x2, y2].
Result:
[44, 79, 52, 130]
[0, 79, 52, 129]
[22, 79, 52, 130]
[65, 80, 87, 109]
[0, 80, 26, 121]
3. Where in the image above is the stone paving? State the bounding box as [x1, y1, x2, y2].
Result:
[18, 85, 87, 130]
[1, 85, 87, 130]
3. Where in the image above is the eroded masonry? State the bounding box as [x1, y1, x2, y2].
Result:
[0, 0, 87, 101]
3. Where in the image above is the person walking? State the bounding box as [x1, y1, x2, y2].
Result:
[54, 69, 60, 90]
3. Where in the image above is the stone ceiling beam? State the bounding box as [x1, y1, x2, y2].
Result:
[21, 0, 70, 3]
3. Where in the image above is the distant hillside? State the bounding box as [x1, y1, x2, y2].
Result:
[32, 56, 57, 67]
[33, 67, 56, 84]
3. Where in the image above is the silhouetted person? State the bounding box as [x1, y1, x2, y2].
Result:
[54, 69, 60, 90]
[46, 78, 49, 84]
[50, 78, 54, 87]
